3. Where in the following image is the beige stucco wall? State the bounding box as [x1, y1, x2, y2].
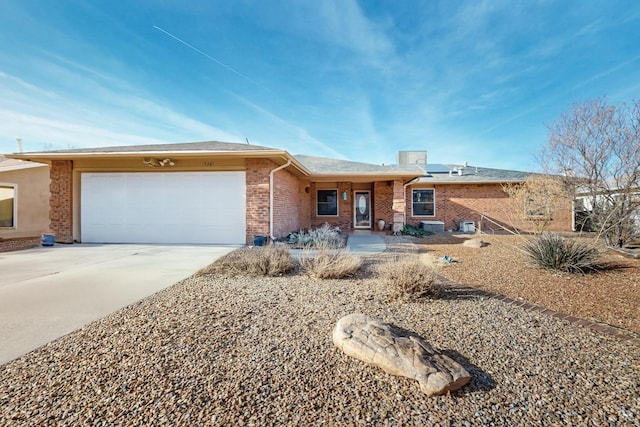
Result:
[0, 164, 50, 239]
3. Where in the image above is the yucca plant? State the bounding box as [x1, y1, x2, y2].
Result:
[522, 232, 601, 274]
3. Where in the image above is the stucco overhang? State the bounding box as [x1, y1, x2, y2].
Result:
[6, 143, 311, 177]
[0, 158, 48, 172]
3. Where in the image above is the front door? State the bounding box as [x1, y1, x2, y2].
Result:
[353, 191, 371, 229]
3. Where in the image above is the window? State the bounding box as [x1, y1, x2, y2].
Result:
[317, 189, 338, 216]
[412, 189, 435, 217]
[524, 197, 550, 219]
[0, 184, 16, 228]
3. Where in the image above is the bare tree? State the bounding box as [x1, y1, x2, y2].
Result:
[540, 98, 640, 247]
[503, 175, 573, 234]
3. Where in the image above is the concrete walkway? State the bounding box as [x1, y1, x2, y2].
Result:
[0, 244, 236, 365]
[346, 231, 387, 255]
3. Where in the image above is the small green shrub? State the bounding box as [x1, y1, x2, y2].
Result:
[522, 232, 601, 274]
[381, 256, 442, 301]
[289, 223, 345, 248]
[298, 244, 362, 279]
[401, 224, 433, 237]
[196, 245, 294, 277]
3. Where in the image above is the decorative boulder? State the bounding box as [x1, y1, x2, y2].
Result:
[333, 313, 471, 397]
[463, 238, 485, 248]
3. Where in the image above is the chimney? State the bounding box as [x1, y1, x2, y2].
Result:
[16, 138, 23, 153]
[397, 150, 427, 167]
[458, 167, 463, 176]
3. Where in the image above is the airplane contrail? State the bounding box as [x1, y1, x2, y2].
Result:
[153, 25, 270, 92]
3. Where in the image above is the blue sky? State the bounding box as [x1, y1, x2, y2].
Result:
[1, 1, 639, 171]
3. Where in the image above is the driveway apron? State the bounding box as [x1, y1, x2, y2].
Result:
[0, 244, 235, 365]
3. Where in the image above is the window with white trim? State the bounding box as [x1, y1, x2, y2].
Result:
[412, 188, 435, 217]
[0, 184, 16, 228]
[317, 189, 338, 216]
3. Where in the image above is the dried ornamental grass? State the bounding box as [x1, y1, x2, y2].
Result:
[196, 245, 294, 277]
[290, 223, 345, 248]
[381, 255, 442, 301]
[298, 244, 362, 279]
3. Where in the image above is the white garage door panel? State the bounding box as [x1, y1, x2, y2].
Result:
[81, 172, 246, 244]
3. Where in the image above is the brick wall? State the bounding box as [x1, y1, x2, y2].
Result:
[272, 168, 310, 238]
[310, 182, 354, 231]
[405, 183, 573, 232]
[0, 237, 41, 253]
[49, 160, 73, 243]
[245, 159, 310, 244]
[245, 159, 272, 244]
[373, 181, 393, 228]
[392, 180, 405, 232]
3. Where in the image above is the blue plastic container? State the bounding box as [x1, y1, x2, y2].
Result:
[253, 235, 267, 246]
[42, 233, 55, 247]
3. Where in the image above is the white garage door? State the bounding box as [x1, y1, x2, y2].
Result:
[81, 172, 246, 244]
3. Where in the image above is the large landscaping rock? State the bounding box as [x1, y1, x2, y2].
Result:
[463, 238, 485, 248]
[332, 313, 471, 396]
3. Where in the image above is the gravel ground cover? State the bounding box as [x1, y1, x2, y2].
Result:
[1, 244, 639, 426]
[411, 233, 640, 334]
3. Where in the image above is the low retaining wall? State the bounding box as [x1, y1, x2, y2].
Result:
[0, 237, 41, 253]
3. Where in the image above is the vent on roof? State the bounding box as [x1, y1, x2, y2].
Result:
[397, 150, 427, 167]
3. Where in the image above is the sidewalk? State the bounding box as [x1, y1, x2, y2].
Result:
[345, 231, 387, 255]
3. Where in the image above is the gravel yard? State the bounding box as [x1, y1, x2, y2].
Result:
[413, 233, 640, 334]
[1, 236, 639, 425]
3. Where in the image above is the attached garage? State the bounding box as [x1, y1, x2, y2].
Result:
[80, 172, 246, 244]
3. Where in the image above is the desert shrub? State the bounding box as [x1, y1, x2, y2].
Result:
[522, 232, 601, 274]
[289, 223, 345, 248]
[381, 256, 442, 301]
[196, 245, 294, 277]
[401, 224, 433, 237]
[298, 243, 362, 279]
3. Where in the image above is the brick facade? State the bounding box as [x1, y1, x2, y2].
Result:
[392, 180, 406, 232]
[310, 182, 356, 231]
[42, 155, 574, 246]
[272, 167, 310, 238]
[405, 183, 573, 233]
[245, 159, 311, 244]
[373, 181, 393, 228]
[49, 160, 73, 243]
[0, 237, 41, 252]
[245, 159, 272, 244]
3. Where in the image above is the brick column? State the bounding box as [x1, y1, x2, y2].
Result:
[392, 179, 405, 233]
[49, 160, 73, 243]
[373, 181, 393, 226]
[245, 158, 273, 244]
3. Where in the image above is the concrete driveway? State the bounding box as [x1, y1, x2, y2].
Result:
[0, 244, 236, 365]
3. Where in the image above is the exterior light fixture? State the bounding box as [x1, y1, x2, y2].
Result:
[143, 157, 175, 167]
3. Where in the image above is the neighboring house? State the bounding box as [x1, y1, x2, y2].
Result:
[574, 186, 640, 235]
[7, 141, 573, 245]
[0, 156, 51, 250]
